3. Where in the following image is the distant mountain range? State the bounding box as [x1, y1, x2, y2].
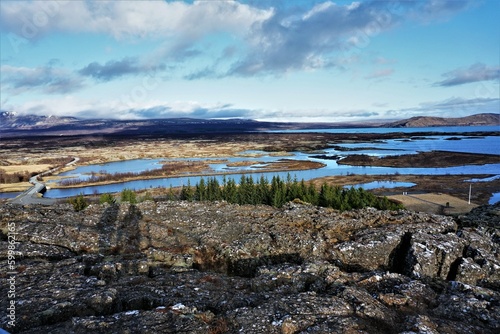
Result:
[0, 111, 498, 137]
[0, 111, 270, 137]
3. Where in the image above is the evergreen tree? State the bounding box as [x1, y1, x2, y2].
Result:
[166, 185, 176, 201]
[69, 194, 88, 211]
[257, 175, 270, 205]
[223, 178, 238, 203]
[331, 185, 343, 209]
[121, 188, 137, 204]
[319, 183, 332, 207]
[180, 180, 194, 201]
[345, 187, 360, 209]
[182, 174, 403, 211]
[286, 174, 300, 201]
[195, 178, 207, 201]
[246, 176, 257, 204]
[99, 193, 116, 205]
[296, 179, 308, 202]
[306, 181, 319, 205]
[206, 177, 221, 201]
[270, 176, 286, 207]
[237, 175, 250, 204]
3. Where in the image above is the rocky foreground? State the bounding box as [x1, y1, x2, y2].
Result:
[0, 201, 499, 333]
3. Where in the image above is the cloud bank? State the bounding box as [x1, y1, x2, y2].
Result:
[0, 0, 272, 41]
[0, 0, 477, 78]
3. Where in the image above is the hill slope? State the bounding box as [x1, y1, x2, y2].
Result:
[385, 113, 499, 128]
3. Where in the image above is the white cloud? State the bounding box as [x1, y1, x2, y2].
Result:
[5, 94, 498, 123]
[1, 0, 478, 79]
[3, 96, 257, 120]
[229, 0, 400, 76]
[0, 0, 273, 40]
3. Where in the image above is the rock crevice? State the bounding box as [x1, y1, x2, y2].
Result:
[0, 201, 498, 333]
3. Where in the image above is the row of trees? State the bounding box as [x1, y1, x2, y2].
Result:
[179, 174, 403, 211]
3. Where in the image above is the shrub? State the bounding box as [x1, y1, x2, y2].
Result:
[121, 188, 137, 204]
[99, 193, 116, 205]
[141, 192, 154, 202]
[69, 194, 88, 212]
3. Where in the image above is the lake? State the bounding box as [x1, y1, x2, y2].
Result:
[333, 136, 500, 155]
[490, 192, 500, 204]
[270, 125, 500, 134]
[40, 127, 499, 199]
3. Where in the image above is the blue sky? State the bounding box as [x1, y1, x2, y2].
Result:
[0, 0, 498, 122]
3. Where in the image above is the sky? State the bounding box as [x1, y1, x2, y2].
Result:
[0, 0, 499, 122]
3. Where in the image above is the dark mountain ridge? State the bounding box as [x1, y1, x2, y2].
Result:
[1, 111, 498, 137]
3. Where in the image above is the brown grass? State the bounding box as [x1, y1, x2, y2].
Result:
[263, 159, 325, 171]
[0, 164, 52, 174]
[388, 193, 478, 215]
[226, 160, 260, 167]
[0, 182, 32, 192]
